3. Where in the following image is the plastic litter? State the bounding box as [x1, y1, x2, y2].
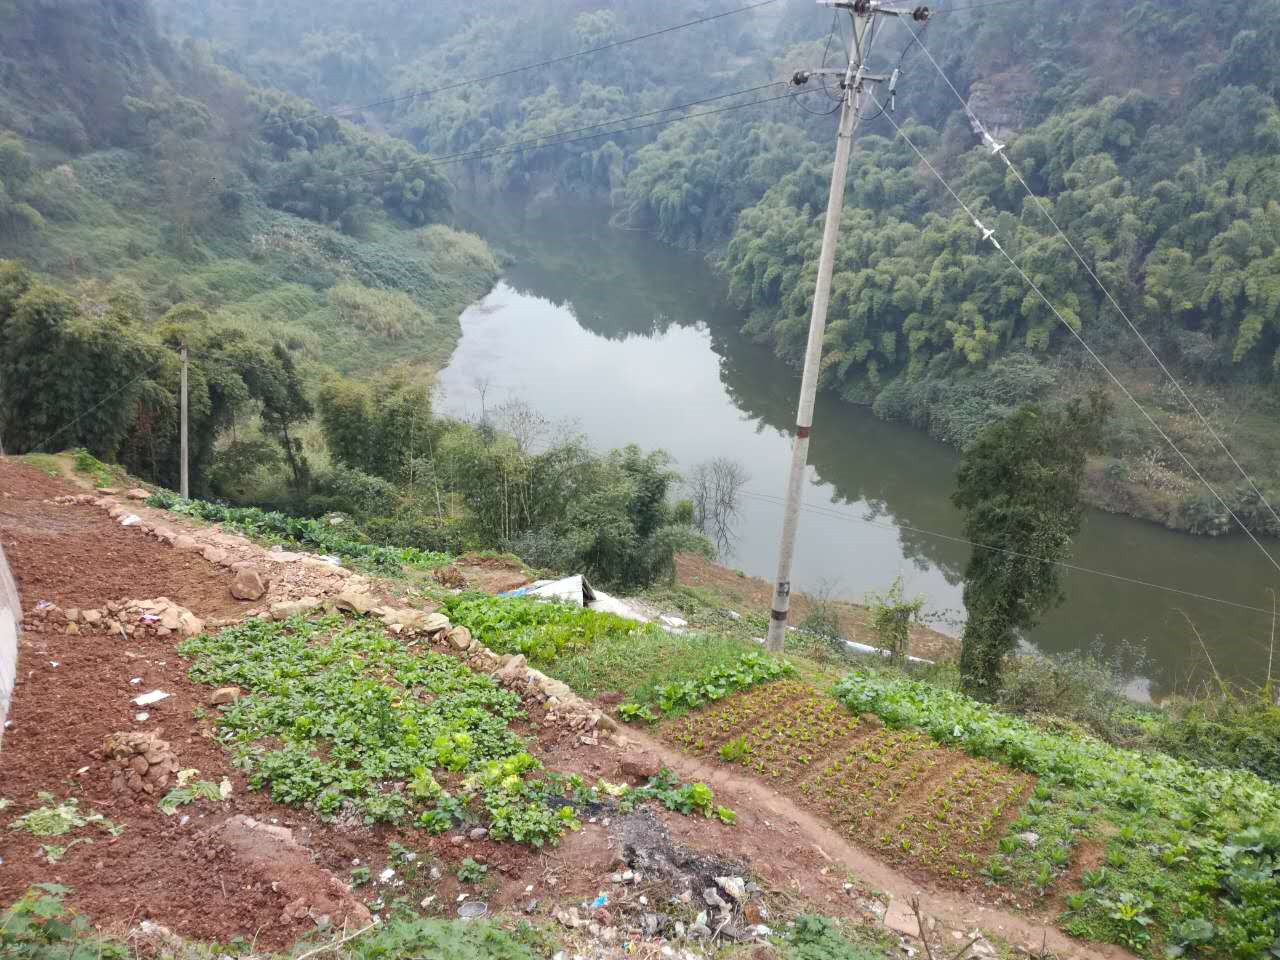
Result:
[501, 574, 650, 623]
[457, 900, 488, 919]
[132, 690, 170, 707]
[591, 893, 609, 909]
[120, 514, 142, 526]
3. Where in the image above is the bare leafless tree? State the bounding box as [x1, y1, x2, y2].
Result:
[493, 397, 550, 454]
[472, 375, 492, 424]
[686, 457, 749, 557]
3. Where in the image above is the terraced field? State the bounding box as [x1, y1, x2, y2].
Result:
[663, 680, 1034, 881]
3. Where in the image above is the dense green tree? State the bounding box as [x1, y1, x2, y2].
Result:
[951, 394, 1108, 699]
[247, 343, 314, 492]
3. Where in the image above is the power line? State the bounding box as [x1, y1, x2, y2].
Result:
[869, 92, 1280, 580]
[740, 489, 1280, 618]
[902, 20, 1280, 535]
[265, 82, 809, 197]
[930, 0, 1029, 14]
[30, 360, 169, 453]
[264, 0, 781, 130]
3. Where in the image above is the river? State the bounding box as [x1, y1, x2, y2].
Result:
[438, 201, 1279, 698]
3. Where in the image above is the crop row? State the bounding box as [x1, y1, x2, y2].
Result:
[664, 680, 1040, 882]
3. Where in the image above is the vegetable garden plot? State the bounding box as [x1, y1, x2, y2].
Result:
[661, 681, 1034, 882]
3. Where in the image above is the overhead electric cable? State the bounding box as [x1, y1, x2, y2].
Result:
[264, 82, 812, 195]
[930, 0, 1029, 14]
[264, 0, 781, 129]
[30, 361, 168, 453]
[740, 489, 1278, 617]
[869, 92, 1280, 577]
[902, 19, 1280, 534]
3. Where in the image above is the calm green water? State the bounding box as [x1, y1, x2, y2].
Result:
[440, 201, 1279, 698]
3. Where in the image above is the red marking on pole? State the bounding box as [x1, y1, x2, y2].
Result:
[797, 425, 811, 439]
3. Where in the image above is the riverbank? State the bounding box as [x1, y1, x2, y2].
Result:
[665, 554, 960, 664]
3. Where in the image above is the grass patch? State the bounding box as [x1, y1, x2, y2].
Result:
[17, 453, 63, 477]
[148, 489, 451, 575]
[835, 672, 1280, 958]
[546, 624, 767, 704]
[780, 914, 895, 959]
[336, 914, 541, 960]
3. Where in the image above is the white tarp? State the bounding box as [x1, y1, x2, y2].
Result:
[504, 575, 650, 624]
[0, 542, 20, 750]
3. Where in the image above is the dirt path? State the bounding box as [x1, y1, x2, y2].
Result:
[0, 461, 245, 619]
[616, 727, 1134, 960]
[0, 458, 1128, 957]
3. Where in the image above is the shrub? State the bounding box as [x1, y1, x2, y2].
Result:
[1148, 690, 1280, 783]
[326, 281, 432, 340]
[995, 648, 1144, 743]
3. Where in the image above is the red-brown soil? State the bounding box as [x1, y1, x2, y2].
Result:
[0, 458, 1126, 958]
[0, 460, 244, 620]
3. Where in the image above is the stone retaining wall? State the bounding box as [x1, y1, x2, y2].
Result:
[0, 542, 19, 750]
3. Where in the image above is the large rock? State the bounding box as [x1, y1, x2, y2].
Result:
[172, 535, 199, 552]
[334, 589, 379, 615]
[495, 654, 529, 686]
[619, 750, 662, 783]
[210, 686, 242, 706]
[202, 546, 229, 565]
[270, 597, 321, 621]
[125, 488, 151, 500]
[231, 566, 269, 601]
[446, 625, 473, 650]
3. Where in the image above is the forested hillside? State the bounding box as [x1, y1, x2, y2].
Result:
[0, 0, 500, 493]
[156, 0, 1280, 535]
[0, 0, 719, 586]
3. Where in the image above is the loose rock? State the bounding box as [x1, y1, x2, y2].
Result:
[210, 686, 242, 706]
[230, 566, 269, 601]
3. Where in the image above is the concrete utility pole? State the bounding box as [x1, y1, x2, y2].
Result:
[765, 1, 928, 651]
[180, 343, 189, 499]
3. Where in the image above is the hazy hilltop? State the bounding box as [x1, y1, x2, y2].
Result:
[146, 0, 1280, 534]
[4, 0, 1280, 531]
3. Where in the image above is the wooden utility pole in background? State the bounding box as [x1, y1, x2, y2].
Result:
[180, 344, 189, 499]
[765, 0, 928, 651]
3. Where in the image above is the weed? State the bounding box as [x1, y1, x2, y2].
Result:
[149, 490, 450, 575]
[783, 914, 887, 960]
[1, 884, 128, 960]
[456, 858, 487, 884]
[7, 793, 117, 838]
[158, 779, 223, 815]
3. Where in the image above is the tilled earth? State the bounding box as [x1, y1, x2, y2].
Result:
[0, 458, 1125, 959]
[0, 461, 245, 620]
